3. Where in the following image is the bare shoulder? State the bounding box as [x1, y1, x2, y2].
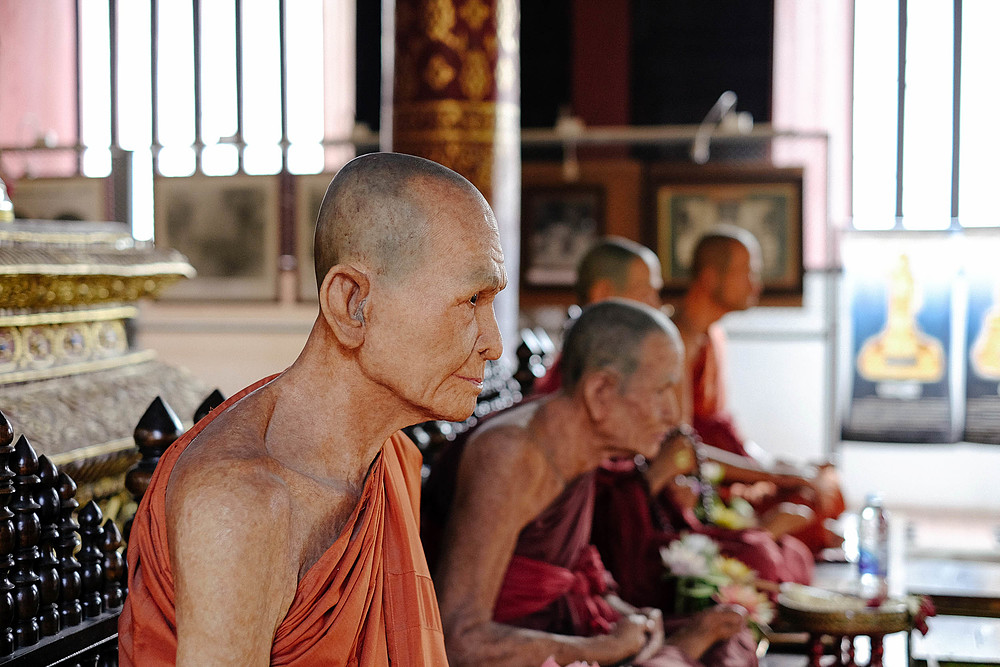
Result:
[460, 402, 545, 487]
[166, 403, 297, 589]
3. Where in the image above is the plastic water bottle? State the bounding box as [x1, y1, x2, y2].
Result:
[857, 493, 889, 605]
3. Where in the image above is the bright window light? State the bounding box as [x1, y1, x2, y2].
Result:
[958, 0, 1000, 228]
[117, 0, 153, 238]
[287, 144, 325, 174]
[157, 2, 195, 149]
[243, 144, 282, 175]
[900, 0, 953, 230]
[157, 146, 196, 177]
[241, 0, 282, 152]
[200, 0, 238, 146]
[852, 0, 899, 230]
[80, 0, 111, 177]
[201, 144, 239, 176]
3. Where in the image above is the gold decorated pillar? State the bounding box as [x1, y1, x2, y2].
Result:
[389, 0, 521, 352]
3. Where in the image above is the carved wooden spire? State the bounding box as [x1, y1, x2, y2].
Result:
[55, 471, 82, 627]
[10, 435, 41, 647]
[124, 396, 184, 542]
[34, 455, 61, 637]
[76, 501, 104, 618]
[193, 389, 225, 424]
[0, 410, 15, 655]
[100, 520, 124, 610]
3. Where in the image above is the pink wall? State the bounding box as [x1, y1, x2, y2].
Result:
[772, 0, 854, 269]
[0, 0, 78, 180]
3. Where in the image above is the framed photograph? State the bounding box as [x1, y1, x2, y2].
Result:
[154, 174, 280, 300]
[294, 173, 336, 302]
[11, 176, 110, 221]
[650, 164, 804, 297]
[521, 185, 604, 288]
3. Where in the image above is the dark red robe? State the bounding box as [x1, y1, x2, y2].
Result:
[591, 459, 813, 614]
[423, 436, 758, 667]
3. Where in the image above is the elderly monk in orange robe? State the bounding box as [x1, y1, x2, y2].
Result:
[119, 152, 507, 666]
[424, 300, 756, 667]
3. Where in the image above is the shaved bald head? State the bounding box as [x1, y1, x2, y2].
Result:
[689, 224, 760, 280]
[314, 152, 490, 288]
[560, 298, 681, 394]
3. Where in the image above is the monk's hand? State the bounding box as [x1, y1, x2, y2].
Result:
[607, 610, 661, 664]
[690, 605, 748, 642]
[631, 607, 665, 663]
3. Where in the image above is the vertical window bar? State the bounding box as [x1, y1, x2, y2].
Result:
[235, 0, 245, 173]
[150, 0, 159, 174]
[895, 0, 906, 225]
[109, 0, 119, 150]
[192, 0, 203, 174]
[279, 0, 289, 173]
[951, 0, 962, 223]
[75, 0, 84, 175]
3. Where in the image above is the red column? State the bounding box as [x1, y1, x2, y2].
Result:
[390, 0, 521, 350]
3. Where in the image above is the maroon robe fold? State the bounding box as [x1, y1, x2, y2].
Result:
[423, 437, 758, 667]
[591, 460, 813, 614]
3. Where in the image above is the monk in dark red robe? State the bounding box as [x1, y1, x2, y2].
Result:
[590, 453, 813, 618]
[426, 301, 757, 667]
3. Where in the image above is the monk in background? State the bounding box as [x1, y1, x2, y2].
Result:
[671, 226, 845, 555]
[424, 300, 755, 667]
[120, 153, 506, 666]
[535, 238, 818, 579]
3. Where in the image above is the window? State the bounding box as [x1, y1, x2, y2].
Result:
[77, 0, 355, 240]
[852, 0, 999, 230]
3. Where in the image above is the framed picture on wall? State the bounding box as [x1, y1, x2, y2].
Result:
[11, 176, 110, 222]
[154, 174, 280, 300]
[649, 164, 804, 298]
[521, 184, 604, 288]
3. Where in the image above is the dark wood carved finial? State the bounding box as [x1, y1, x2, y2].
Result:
[76, 500, 104, 618]
[193, 389, 225, 424]
[0, 410, 15, 655]
[55, 471, 82, 628]
[34, 455, 62, 637]
[10, 435, 41, 648]
[99, 520, 125, 610]
[124, 396, 184, 542]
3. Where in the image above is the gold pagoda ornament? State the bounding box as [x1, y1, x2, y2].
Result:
[857, 254, 945, 383]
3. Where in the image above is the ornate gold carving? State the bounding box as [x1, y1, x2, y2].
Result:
[460, 49, 492, 100]
[0, 359, 208, 460]
[460, 0, 491, 31]
[425, 0, 461, 49]
[0, 305, 138, 327]
[425, 54, 458, 90]
[0, 313, 132, 382]
[0, 273, 184, 309]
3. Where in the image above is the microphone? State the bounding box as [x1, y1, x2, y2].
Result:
[690, 91, 749, 164]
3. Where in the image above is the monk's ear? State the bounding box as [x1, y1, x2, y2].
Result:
[580, 369, 621, 422]
[588, 279, 617, 304]
[319, 264, 371, 349]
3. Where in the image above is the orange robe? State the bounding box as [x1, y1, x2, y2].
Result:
[119, 377, 448, 666]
